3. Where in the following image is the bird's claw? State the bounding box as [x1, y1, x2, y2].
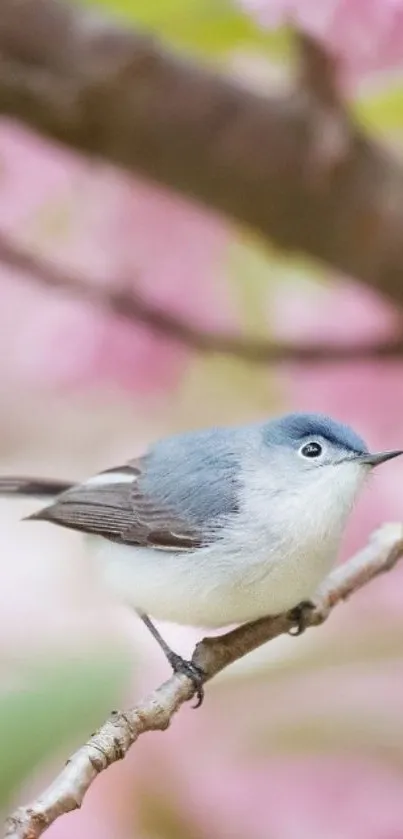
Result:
[288, 600, 315, 636]
[167, 652, 206, 708]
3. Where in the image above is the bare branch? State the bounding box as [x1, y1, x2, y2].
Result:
[1, 231, 403, 365]
[5, 523, 403, 839]
[0, 2, 403, 304]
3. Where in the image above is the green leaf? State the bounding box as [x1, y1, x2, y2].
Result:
[76, 0, 289, 59]
[0, 654, 129, 808]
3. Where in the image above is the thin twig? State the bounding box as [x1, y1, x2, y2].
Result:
[5, 522, 403, 839]
[0, 231, 402, 365]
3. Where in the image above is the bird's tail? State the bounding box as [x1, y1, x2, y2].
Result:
[0, 476, 73, 499]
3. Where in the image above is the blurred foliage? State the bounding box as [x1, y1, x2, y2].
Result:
[77, 0, 289, 59]
[0, 654, 129, 808]
[214, 624, 403, 689]
[138, 791, 207, 839]
[208, 621, 403, 765]
[356, 81, 403, 133]
[260, 712, 403, 767]
[175, 232, 331, 426]
[176, 235, 285, 427]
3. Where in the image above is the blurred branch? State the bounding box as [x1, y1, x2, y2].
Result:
[1, 4, 403, 305]
[5, 523, 403, 839]
[1, 231, 403, 365]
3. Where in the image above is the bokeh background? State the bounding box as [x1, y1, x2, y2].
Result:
[2, 1, 403, 837]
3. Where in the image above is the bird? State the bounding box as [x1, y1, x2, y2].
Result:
[0, 412, 401, 705]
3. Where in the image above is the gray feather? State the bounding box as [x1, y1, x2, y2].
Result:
[0, 414, 370, 560]
[27, 428, 244, 550]
[138, 426, 243, 526]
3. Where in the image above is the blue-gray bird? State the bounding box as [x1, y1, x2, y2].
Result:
[0, 412, 401, 704]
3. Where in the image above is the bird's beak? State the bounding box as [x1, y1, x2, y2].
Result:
[354, 450, 403, 467]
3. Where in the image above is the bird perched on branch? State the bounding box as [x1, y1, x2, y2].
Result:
[0, 412, 400, 705]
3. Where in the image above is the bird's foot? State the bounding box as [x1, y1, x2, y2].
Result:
[137, 613, 206, 707]
[288, 600, 315, 636]
[166, 652, 206, 708]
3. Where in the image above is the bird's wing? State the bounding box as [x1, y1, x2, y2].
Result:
[24, 426, 242, 550]
[27, 459, 208, 551]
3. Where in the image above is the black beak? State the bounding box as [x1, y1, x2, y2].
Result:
[354, 450, 403, 467]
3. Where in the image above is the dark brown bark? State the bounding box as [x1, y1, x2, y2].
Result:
[0, 231, 402, 364]
[0, 1, 403, 304]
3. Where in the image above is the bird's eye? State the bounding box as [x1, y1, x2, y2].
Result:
[300, 441, 323, 459]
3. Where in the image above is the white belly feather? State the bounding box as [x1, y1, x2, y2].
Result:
[94, 530, 335, 628]
[93, 458, 364, 627]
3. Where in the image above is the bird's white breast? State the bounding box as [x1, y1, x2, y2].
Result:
[93, 458, 365, 627]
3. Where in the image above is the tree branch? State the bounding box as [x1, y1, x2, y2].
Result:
[5, 523, 403, 839]
[1, 230, 403, 365]
[0, 2, 403, 305]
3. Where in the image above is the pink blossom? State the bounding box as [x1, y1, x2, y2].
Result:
[0, 123, 232, 395]
[239, 0, 403, 79]
[190, 756, 403, 839]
